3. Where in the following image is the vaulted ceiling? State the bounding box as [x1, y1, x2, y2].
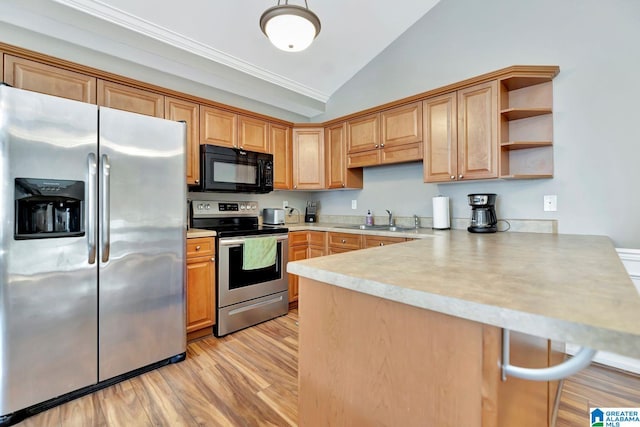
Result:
[2, 0, 440, 118]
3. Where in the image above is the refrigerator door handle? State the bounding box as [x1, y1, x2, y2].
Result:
[100, 154, 111, 263]
[87, 153, 97, 264]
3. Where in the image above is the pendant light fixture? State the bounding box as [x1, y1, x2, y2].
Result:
[260, 0, 321, 52]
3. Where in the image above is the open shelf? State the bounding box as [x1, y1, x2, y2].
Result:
[500, 76, 553, 91]
[501, 141, 553, 150]
[501, 108, 552, 120]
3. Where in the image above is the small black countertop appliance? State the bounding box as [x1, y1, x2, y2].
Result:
[305, 201, 318, 223]
[467, 193, 497, 233]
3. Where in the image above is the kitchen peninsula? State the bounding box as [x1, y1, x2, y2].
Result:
[287, 231, 640, 426]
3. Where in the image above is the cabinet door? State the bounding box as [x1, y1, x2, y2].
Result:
[423, 93, 458, 183]
[238, 115, 269, 153]
[347, 113, 380, 154]
[165, 97, 200, 185]
[292, 127, 325, 190]
[326, 122, 363, 189]
[381, 102, 423, 147]
[186, 255, 215, 333]
[288, 244, 308, 303]
[271, 123, 292, 190]
[363, 236, 406, 248]
[200, 106, 237, 148]
[457, 81, 498, 180]
[97, 80, 164, 117]
[4, 54, 96, 103]
[327, 232, 362, 251]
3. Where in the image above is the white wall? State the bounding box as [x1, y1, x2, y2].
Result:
[311, 0, 640, 249]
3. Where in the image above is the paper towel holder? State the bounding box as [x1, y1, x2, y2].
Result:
[432, 195, 451, 230]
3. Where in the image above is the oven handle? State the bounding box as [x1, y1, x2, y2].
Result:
[218, 234, 289, 247]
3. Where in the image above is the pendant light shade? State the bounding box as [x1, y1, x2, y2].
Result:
[260, 1, 321, 52]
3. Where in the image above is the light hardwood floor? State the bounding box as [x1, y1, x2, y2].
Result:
[14, 308, 640, 426]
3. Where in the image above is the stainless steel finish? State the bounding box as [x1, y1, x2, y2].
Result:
[1, 87, 187, 417]
[97, 107, 186, 381]
[100, 154, 111, 263]
[1, 86, 98, 414]
[414, 214, 420, 229]
[87, 153, 97, 264]
[263, 208, 285, 225]
[218, 234, 289, 247]
[217, 291, 289, 337]
[192, 200, 259, 218]
[218, 234, 289, 302]
[385, 209, 395, 227]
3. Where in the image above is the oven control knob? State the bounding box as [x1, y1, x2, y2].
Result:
[205, 203, 211, 209]
[198, 203, 204, 210]
[250, 203, 257, 210]
[240, 204, 245, 210]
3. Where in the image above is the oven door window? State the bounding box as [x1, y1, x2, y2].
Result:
[228, 241, 282, 289]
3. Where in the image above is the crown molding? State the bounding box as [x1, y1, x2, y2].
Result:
[53, 0, 330, 103]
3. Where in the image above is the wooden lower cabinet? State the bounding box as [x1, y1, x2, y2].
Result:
[186, 237, 216, 340]
[327, 232, 362, 252]
[288, 231, 327, 303]
[363, 235, 407, 248]
[299, 278, 561, 427]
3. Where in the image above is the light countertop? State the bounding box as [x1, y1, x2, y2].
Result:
[287, 230, 640, 359]
[186, 228, 216, 238]
[284, 222, 439, 239]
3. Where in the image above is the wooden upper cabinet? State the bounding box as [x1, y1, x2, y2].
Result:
[3, 55, 96, 103]
[238, 115, 269, 153]
[292, 127, 325, 190]
[423, 92, 458, 183]
[325, 122, 363, 189]
[457, 80, 498, 180]
[98, 80, 164, 117]
[200, 106, 237, 148]
[381, 102, 423, 147]
[165, 97, 200, 186]
[347, 113, 380, 154]
[424, 81, 497, 183]
[271, 123, 292, 190]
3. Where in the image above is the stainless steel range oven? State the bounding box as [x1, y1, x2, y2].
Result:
[191, 200, 289, 336]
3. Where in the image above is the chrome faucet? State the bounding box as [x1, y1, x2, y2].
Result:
[385, 209, 395, 227]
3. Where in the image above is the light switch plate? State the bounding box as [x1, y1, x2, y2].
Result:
[544, 195, 557, 212]
[283, 200, 288, 209]
[351, 200, 357, 209]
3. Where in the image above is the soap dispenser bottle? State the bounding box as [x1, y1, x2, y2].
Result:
[366, 210, 374, 226]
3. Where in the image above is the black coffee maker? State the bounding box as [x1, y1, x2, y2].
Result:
[467, 193, 497, 233]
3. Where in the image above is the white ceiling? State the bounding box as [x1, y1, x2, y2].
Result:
[1, 0, 440, 118]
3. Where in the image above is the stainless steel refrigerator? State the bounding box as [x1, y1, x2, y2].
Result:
[0, 85, 186, 424]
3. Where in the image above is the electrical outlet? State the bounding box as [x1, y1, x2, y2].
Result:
[543, 195, 557, 212]
[283, 200, 288, 209]
[351, 200, 357, 210]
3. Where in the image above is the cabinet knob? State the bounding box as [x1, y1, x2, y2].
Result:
[458, 174, 463, 179]
[195, 245, 201, 251]
[294, 185, 297, 189]
[450, 175, 455, 180]
[341, 239, 346, 243]
[211, 257, 215, 262]
[195, 179, 199, 184]
[380, 143, 385, 148]
[342, 183, 345, 188]
[379, 242, 385, 246]
[374, 144, 379, 148]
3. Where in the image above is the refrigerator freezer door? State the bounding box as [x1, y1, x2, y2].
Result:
[0, 86, 99, 415]
[97, 107, 186, 381]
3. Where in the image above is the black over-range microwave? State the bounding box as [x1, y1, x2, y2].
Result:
[198, 145, 274, 193]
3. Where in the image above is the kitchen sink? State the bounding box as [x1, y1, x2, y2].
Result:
[335, 224, 414, 232]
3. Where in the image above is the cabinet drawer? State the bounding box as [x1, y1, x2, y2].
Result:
[381, 142, 423, 164]
[308, 231, 326, 247]
[187, 237, 215, 258]
[328, 232, 362, 250]
[289, 231, 309, 246]
[348, 150, 380, 168]
[364, 236, 406, 248]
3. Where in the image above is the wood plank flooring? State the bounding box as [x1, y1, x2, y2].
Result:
[14, 308, 640, 427]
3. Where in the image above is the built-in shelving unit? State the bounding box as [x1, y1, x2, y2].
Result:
[499, 72, 557, 179]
